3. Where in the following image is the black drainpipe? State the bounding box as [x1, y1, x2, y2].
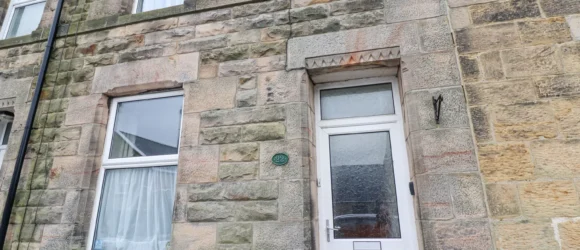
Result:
[0, 0, 66, 246]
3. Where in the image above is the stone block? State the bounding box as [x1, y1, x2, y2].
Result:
[384, 0, 445, 23]
[178, 9, 232, 27]
[201, 127, 241, 145]
[539, 0, 580, 17]
[329, 0, 383, 16]
[290, 5, 329, 23]
[177, 35, 228, 54]
[201, 105, 285, 127]
[48, 157, 93, 189]
[492, 101, 558, 141]
[470, 107, 493, 143]
[553, 98, 580, 138]
[233, 0, 290, 18]
[181, 113, 201, 147]
[237, 89, 257, 107]
[254, 222, 305, 250]
[188, 181, 278, 201]
[201, 45, 250, 64]
[257, 70, 305, 105]
[410, 129, 477, 174]
[456, 23, 521, 53]
[173, 185, 188, 222]
[465, 80, 538, 106]
[285, 102, 310, 140]
[567, 15, 580, 40]
[559, 220, 580, 249]
[561, 42, 580, 73]
[531, 139, 580, 178]
[144, 27, 197, 46]
[279, 180, 304, 221]
[171, 223, 217, 250]
[416, 174, 453, 220]
[219, 162, 259, 181]
[422, 220, 493, 250]
[518, 17, 572, 45]
[77, 124, 106, 157]
[228, 30, 262, 45]
[418, 17, 453, 53]
[220, 143, 259, 162]
[178, 145, 219, 183]
[404, 87, 468, 131]
[218, 55, 286, 76]
[449, 174, 487, 218]
[187, 201, 278, 222]
[217, 223, 252, 244]
[125, 18, 178, 35]
[261, 25, 291, 42]
[536, 75, 580, 97]
[92, 53, 199, 94]
[459, 55, 480, 83]
[401, 52, 461, 92]
[519, 181, 580, 218]
[493, 221, 559, 249]
[249, 41, 287, 58]
[184, 77, 237, 113]
[196, 0, 251, 10]
[39, 224, 74, 249]
[64, 94, 107, 126]
[469, 0, 540, 25]
[477, 143, 534, 182]
[449, 7, 470, 30]
[335, 9, 385, 31]
[486, 184, 520, 218]
[502, 45, 560, 78]
[118, 44, 176, 63]
[479, 51, 505, 80]
[240, 122, 286, 142]
[290, 17, 342, 37]
[35, 207, 62, 224]
[260, 139, 306, 180]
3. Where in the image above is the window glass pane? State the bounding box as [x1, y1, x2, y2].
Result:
[6, 2, 45, 38]
[93, 166, 177, 250]
[320, 83, 395, 120]
[139, 0, 183, 13]
[330, 132, 400, 239]
[110, 96, 183, 159]
[2, 122, 12, 145]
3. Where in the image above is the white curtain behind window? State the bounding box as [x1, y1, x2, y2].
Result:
[93, 166, 177, 250]
[140, 0, 183, 13]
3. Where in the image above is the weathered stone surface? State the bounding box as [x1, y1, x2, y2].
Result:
[64, 95, 107, 126]
[177, 36, 228, 54]
[519, 181, 580, 217]
[258, 70, 306, 105]
[502, 45, 560, 78]
[254, 222, 304, 250]
[404, 87, 469, 131]
[470, 107, 493, 143]
[329, 0, 383, 15]
[228, 30, 261, 45]
[35, 207, 63, 224]
[187, 201, 278, 222]
[178, 145, 219, 183]
[553, 98, 580, 138]
[218, 223, 252, 245]
[47, 157, 92, 189]
[479, 51, 505, 80]
[236, 89, 257, 107]
[260, 139, 305, 180]
[92, 53, 198, 93]
[196, 0, 252, 10]
[449, 7, 470, 30]
[536, 75, 580, 97]
[173, 186, 188, 222]
[233, 0, 290, 17]
[201, 126, 241, 145]
[448, 0, 496, 7]
[201, 45, 250, 64]
[478, 143, 534, 182]
[411, 129, 477, 174]
[494, 221, 559, 249]
[470, 0, 540, 25]
[290, 17, 341, 37]
[561, 42, 580, 73]
[118, 44, 176, 63]
[218, 55, 286, 76]
[519, 17, 572, 45]
[559, 220, 580, 249]
[184, 77, 237, 113]
[456, 23, 521, 53]
[290, 5, 329, 23]
[171, 223, 217, 250]
[178, 9, 232, 26]
[568, 15, 580, 40]
[384, 0, 445, 23]
[125, 18, 178, 35]
[459, 55, 480, 82]
[422, 220, 493, 250]
[220, 143, 259, 162]
[249, 41, 286, 58]
[401, 52, 461, 91]
[416, 174, 453, 220]
[279, 180, 305, 221]
[181, 113, 201, 147]
[465, 80, 538, 106]
[144, 26, 197, 45]
[219, 162, 258, 181]
[531, 139, 580, 178]
[240, 122, 285, 142]
[493, 101, 558, 141]
[486, 184, 520, 218]
[540, 0, 580, 17]
[449, 174, 487, 218]
[188, 181, 278, 201]
[418, 17, 453, 53]
[261, 25, 291, 42]
[201, 105, 285, 127]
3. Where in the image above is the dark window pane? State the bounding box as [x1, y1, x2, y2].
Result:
[2, 122, 12, 145]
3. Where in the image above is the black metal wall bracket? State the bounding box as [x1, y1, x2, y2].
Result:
[409, 182, 415, 196]
[432, 95, 444, 124]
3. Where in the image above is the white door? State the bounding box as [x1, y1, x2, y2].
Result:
[315, 77, 419, 250]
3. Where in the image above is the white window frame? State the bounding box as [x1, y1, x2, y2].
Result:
[131, 0, 183, 14]
[315, 76, 419, 250]
[0, 116, 14, 168]
[0, 0, 46, 39]
[86, 90, 184, 250]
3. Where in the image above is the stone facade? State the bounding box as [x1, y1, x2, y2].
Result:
[0, 0, 578, 249]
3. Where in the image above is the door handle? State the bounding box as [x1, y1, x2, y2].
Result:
[325, 220, 340, 242]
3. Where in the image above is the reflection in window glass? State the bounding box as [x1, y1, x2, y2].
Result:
[93, 166, 177, 250]
[6, 1, 45, 39]
[330, 132, 400, 239]
[110, 96, 183, 159]
[2, 122, 12, 145]
[136, 0, 183, 13]
[320, 84, 395, 120]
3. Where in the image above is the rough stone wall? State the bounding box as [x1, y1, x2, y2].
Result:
[449, 0, 580, 248]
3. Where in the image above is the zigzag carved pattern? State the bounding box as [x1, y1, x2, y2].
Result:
[305, 48, 400, 69]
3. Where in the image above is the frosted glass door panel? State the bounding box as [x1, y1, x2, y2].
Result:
[320, 84, 394, 120]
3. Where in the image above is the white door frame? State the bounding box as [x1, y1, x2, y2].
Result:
[314, 76, 419, 250]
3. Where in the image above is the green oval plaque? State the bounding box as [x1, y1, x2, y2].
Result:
[272, 153, 289, 166]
